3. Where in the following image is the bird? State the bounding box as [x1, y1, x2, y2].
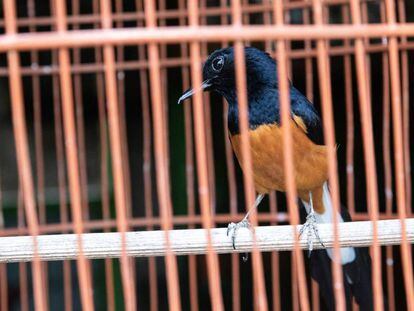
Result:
[178, 46, 374, 310]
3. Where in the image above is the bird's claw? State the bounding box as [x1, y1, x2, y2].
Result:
[227, 219, 251, 250]
[299, 211, 325, 257]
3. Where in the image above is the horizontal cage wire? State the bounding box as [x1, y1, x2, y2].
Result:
[0, 0, 413, 310]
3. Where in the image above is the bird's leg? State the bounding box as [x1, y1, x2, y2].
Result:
[227, 194, 265, 253]
[299, 191, 325, 257]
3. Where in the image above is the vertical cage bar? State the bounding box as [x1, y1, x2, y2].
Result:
[180, 53, 199, 311]
[17, 189, 29, 311]
[263, 0, 273, 53]
[347, 37, 356, 311]
[0, 179, 8, 311]
[199, 0, 217, 216]
[2, 0, 47, 309]
[231, 0, 269, 309]
[71, 0, 91, 223]
[342, 6, 355, 219]
[380, 6, 396, 311]
[48, 3, 73, 303]
[291, 256, 299, 311]
[72, 0, 93, 304]
[397, 0, 411, 217]
[311, 0, 346, 309]
[54, 0, 95, 309]
[100, 1, 137, 309]
[114, 0, 134, 225]
[92, 0, 116, 309]
[303, 7, 314, 103]
[273, 1, 310, 310]
[379, 6, 395, 306]
[187, 0, 225, 309]
[361, 0, 372, 108]
[177, 0, 199, 310]
[349, 1, 383, 309]
[26, 0, 50, 307]
[284, 10, 292, 79]
[144, 0, 182, 309]
[140, 58, 160, 311]
[97, 63, 117, 311]
[27, 0, 45, 236]
[264, 12, 290, 310]
[0, 263, 6, 311]
[302, 7, 320, 309]
[216, 2, 241, 309]
[135, 0, 160, 309]
[269, 192, 281, 311]
[158, 0, 171, 198]
[384, 0, 414, 308]
[181, 53, 199, 311]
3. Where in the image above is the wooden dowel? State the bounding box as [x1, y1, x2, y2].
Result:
[1, 218, 413, 263]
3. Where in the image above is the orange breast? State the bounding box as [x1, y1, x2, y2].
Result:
[229, 121, 328, 195]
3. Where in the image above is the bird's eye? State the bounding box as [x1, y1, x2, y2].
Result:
[211, 56, 224, 72]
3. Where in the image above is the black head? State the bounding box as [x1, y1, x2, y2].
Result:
[178, 46, 277, 104]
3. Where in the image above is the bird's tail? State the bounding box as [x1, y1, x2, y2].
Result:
[299, 183, 374, 310]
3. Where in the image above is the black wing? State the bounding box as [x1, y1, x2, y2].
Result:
[290, 86, 324, 145]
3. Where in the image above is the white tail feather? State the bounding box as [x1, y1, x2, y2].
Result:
[301, 182, 356, 264]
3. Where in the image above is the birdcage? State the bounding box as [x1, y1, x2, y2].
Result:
[0, 0, 413, 310]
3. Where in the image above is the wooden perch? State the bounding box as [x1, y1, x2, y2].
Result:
[0, 218, 413, 263]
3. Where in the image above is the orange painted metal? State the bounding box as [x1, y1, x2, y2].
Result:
[349, 1, 383, 309]
[27, 0, 50, 306]
[0, 184, 7, 311]
[50, 22, 74, 309]
[136, 0, 160, 309]
[311, 0, 346, 309]
[92, 0, 117, 309]
[1, 41, 414, 78]
[100, 1, 137, 309]
[384, 1, 414, 309]
[380, 10, 396, 307]
[144, 0, 182, 309]
[177, 1, 199, 310]
[232, 0, 268, 308]
[2, 24, 414, 52]
[2, 0, 47, 310]
[187, 0, 224, 309]
[274, 1, 310, 310]
[398, 1, 412, 220]
[54, 0, 96, 309]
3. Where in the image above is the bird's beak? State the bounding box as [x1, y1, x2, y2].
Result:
[177, 79, 212, 104]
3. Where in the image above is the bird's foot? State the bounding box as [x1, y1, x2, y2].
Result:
[227, 218, 251, 249]
[227, 219, 251, 262]
[299, 211, 325, 257]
